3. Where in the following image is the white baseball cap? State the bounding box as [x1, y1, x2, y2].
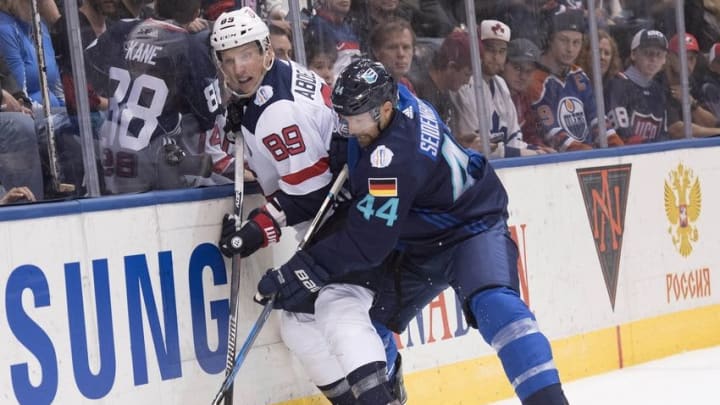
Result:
[480, 20, 511, 42]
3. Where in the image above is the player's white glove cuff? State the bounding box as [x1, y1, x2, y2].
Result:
[265, 198, 287, 227]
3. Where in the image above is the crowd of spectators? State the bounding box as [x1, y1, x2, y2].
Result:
[2, 0, 720, 204]
[296, 0, 720, 154]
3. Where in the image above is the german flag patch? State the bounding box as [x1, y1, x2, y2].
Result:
[368, 178, 397, 197]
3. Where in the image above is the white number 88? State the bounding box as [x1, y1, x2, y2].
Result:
[108, 67, 169, 151]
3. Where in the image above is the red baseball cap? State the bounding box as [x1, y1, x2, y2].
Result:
[436, 30, 481, 69]
[668, 33, 700, 54]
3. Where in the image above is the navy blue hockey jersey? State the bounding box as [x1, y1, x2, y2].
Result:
[604, 67, 667, 144]
[308, 85, 509, 275]
[85, 18, 141, 97]
[87, 19, 222, 192]
[88, 19, 221, 139]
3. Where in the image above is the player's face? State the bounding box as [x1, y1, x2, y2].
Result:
[599, 38, 612, 76]
[271, 34, 293, 61]
[340, 111, 380, 147]
[632, 47, 667, 78]
[309, 53, 336, 86]
[550, 31, 583, 67]
[481, 39, 508, 77]
[220, 43, 269, 95]
[373, 29, 414, 79]
[502, 61, 535, 92]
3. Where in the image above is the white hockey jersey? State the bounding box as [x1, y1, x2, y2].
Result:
[449, 76, 529, 158]
[238, 59, 336, 218]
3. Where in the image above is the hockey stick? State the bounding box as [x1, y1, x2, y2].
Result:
[211, 164, 350, 405]
[29, 0, 74, 195]
[223, 132, 245, 405]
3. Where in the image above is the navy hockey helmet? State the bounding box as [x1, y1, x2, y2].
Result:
[332, 59, 397, 116]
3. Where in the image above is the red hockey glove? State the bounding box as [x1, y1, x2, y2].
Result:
[218, 208, 281, 258]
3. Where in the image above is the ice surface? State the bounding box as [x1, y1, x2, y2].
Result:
[489, 345, 720, 405]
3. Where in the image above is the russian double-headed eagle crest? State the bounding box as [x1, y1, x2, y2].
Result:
[664, 163, 702, 257]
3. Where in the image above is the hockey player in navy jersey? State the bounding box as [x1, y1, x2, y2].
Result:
[88, 0, 222, 193]
[257, 59, 570, 405]
[605, 29, 669, 144]
[211, 8, 402, 404]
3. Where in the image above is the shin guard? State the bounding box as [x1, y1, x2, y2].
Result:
[318, 378, 355, 405]
[347, 361, 396, 405]
[471, 287, 563, 402]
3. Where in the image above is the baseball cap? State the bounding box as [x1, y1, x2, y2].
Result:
[549, 9, 586, 34]
[668, 33, 700, 53]
[480, 20, 511, 42]
[631, 29, 668, 51]
[507, 38, 541, 63]
[709, 43, 720, 63]
[436, 30, 477, 69]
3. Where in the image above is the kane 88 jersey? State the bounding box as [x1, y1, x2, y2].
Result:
[308, 84, 509, 276]
[239, 59, 336, 226]
[88, 18, 223, 193]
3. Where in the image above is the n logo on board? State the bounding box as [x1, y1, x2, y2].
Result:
[577, 164, 632, 310]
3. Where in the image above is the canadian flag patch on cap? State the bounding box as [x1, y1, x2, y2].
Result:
[480, 20, 510, 42]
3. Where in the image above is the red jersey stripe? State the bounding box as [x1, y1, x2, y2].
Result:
[281, 158, 330, 185]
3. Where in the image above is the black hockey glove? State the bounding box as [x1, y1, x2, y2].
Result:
[256, 251, 329, 311]
[218, 208, 282, 258]
[328, 134, 348, 176]
[162, 137, 185, 165]
[224, 99, 248, 136]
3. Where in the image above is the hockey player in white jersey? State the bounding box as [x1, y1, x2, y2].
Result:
[211, 8, 400, 404]
[213, 7, 335, 255]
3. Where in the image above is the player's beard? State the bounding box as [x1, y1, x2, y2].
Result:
[346, 112, 380, 147]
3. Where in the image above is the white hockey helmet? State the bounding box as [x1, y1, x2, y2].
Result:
[211, 7, 271, 55]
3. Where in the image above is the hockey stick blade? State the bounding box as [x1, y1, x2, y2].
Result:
[211, 294, 275, 405]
